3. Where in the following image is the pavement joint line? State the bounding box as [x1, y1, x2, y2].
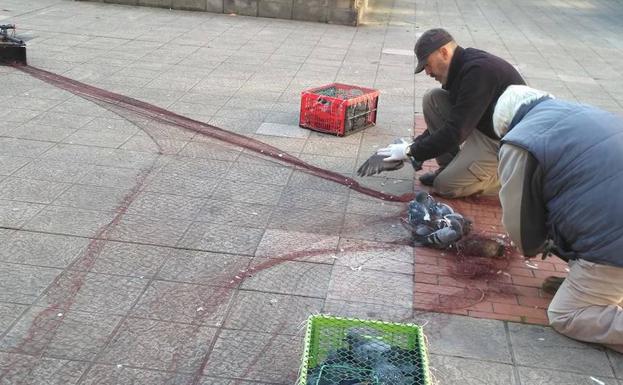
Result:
[0, 226, 261, 258]
[3, 1, 65, 20]
[504, 321, 523, 385]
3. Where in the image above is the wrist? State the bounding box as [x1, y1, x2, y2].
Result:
[404, 143, 412, 157]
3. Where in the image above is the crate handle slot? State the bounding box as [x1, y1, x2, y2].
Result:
[316, 97, 331, 106]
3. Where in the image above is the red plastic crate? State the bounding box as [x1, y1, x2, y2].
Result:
[299, 83, 380, 136]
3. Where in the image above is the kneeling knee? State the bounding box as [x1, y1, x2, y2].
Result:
[432, 175, 471, 199]
[548, 309, 572, 332]
[422, 88, 447, 110]
[432, 179, 458, 198]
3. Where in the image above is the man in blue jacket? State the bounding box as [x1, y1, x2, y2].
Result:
[493, 85, 623, 352]
[374, 28, 525, 198]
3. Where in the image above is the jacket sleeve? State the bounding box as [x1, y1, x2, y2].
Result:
[411, 66, 498, 161]
[498, 143, 548, 256]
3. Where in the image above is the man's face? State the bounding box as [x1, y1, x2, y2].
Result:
[424, 48, 452, 85]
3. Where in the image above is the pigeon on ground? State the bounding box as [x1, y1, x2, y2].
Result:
[407, 200, 431, 226]
[430, 202, 454, 217]
[414, 191, 435, 208]
[421, 223, 463, 248]
[407, 192, 473, 248]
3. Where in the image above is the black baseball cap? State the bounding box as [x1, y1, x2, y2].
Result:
[414, 28, 454, 74]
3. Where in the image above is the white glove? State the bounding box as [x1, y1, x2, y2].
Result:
[376, 138, 412, 162]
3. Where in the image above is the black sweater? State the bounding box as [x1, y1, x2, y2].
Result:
[411, 46, 525, 161]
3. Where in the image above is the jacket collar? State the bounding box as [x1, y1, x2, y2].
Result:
[444, 46, 464, 90]
[507, 96, 553, 133]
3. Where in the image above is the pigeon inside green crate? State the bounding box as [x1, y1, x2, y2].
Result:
[299, 315, 430, 385]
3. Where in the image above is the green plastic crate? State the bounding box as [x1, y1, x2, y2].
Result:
[298, 315, 431, 385]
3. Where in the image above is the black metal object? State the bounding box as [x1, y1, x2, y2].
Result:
[0, 25, 27, 65]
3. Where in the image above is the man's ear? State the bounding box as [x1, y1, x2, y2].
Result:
[439, 46, 450, 60]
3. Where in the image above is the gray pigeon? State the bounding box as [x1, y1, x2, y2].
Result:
[423, 226, 462, 248]
[430, 202, 454, 217]
[374, 361, 408, 385]
[414, 191, 435, 209]
[407, 200, 431, 227]
[356, 154, 404, 177]
[357, 138, 412, 177]
[346, 329, 391, 366]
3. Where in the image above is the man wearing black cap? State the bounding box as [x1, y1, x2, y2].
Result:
[376, 28, 525, 198]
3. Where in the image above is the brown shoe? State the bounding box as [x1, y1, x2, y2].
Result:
[542, 276, 565, 295]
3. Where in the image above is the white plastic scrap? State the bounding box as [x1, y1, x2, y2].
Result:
[196, 307, 205, 312]
[590, 377, 605, 385]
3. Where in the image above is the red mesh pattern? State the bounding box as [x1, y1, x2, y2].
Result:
[299, 83, 379, 136]
[15, 65, 409, 203]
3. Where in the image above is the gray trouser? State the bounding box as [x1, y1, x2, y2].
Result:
[422, 88, 500, 198]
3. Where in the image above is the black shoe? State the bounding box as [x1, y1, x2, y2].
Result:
[419, 169, 442, 187]
[542, 276, 565, 295]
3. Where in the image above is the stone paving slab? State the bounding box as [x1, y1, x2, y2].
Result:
[0, 0, 622, 384]
[429, 355, 517, 385]
[508, 323, 614, 375]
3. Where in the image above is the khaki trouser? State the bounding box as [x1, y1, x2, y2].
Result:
[548, 259, 623, 352]
[422, 88, 500, 198]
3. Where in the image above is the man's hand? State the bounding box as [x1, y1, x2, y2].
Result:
[376, 138, 412, 162]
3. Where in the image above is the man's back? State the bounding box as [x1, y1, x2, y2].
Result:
[502, 99, 623, 267]
[445, 47, 525, 140]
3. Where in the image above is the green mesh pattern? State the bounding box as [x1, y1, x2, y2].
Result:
[299, 315, 430, 385]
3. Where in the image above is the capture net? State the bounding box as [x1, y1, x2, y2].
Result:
[2, 63, 432, 385]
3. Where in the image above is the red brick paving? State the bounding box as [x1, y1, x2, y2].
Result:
[411, 114, 568, 325]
